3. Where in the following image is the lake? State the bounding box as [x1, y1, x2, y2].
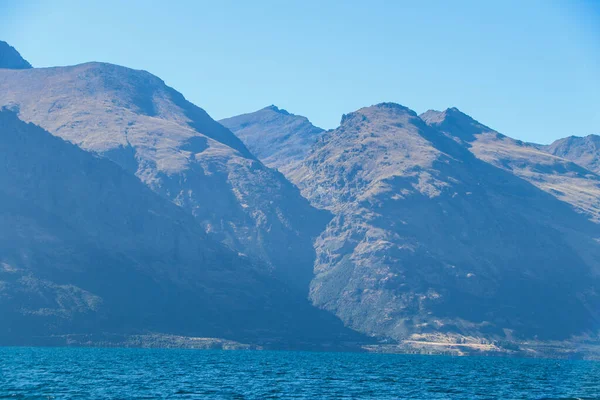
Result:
[0, 347, 598, 398]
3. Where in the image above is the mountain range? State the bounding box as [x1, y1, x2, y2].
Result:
[1, 41, 599, 357]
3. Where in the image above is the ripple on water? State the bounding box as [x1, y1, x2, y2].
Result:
[0, 348, 598, 399]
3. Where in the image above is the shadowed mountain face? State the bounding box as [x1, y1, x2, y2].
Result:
[0, 110, 360, 347]
[421, 108, 600, 223]
[291, 103, 600, 342]
[0, 60, 327, 292]
[0, 41, 32, 70]
[543, 135, 600, 175]
[220, 105, 324, 179]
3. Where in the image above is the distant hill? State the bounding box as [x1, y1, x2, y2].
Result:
[543, 134, 600, 175]
[220, 105, 324, 179]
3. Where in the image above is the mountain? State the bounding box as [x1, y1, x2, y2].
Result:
[0, 110, 360, 347]
[543, 134, 600, 175]
[0, 41, 32, 69]
[220, 105, 324, 178]
[290, 103, 600, 346]
[3, 39, 599, 356]
[421, 108, 600, 222]
[0, 54, 327, 291]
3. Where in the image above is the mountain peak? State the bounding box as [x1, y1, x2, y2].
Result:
[420, 107, 494, 142]
[0, 41, 32, 69]
[220, 105, 324, 177]
[0, 61, 253, 158]
[582, 133, 600, 143]
[263, 104, 290, 115]
[421, 107, 472, 123]
[340, 102, 418, 125]
[545, 133, 600, 174]
[548, 133, 600, 149]
[419, 109, 444, 124]
[372, 102, 416, 114]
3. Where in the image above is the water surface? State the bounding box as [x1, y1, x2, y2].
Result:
[0, 347, 598, 399]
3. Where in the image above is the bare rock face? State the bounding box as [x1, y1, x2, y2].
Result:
[0, 61, 327, 291]
[220, 105, 324, 179]
[0, 41, 32, 70]
[0, 110, 359, 347]
[543, 134, 600, 175]
[293, 103, 600, 342]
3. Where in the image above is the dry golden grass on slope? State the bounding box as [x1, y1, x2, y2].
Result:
[470, 133, 600, 222]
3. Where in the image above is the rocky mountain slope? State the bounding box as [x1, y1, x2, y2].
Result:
[0, 110, 359, 347]
[0, 53, 327, 291]
[289, 103, 600, 344]
[220, 105, 324, 178]
[0, 41, 32, 69]
[543, 134, 600, 175]
[3, 40, 599, 355]
[421, 108, 600, 222]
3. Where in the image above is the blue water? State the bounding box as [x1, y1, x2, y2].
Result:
[0, 348, 598, 399]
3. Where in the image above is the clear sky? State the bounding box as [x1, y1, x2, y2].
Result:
[1, 0, 598, 143]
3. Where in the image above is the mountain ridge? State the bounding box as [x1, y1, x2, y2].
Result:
[0, 109, 363, 348]
[0, 41, 32, 69]
[0, 57, 327, 292]
[3, 38, 600, 356]
[543, 134, 600, 175]
[421, 107, 600, 222]
[271, 102, 600, 344]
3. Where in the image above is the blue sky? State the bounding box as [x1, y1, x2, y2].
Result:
[1, 0, 598, 143]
